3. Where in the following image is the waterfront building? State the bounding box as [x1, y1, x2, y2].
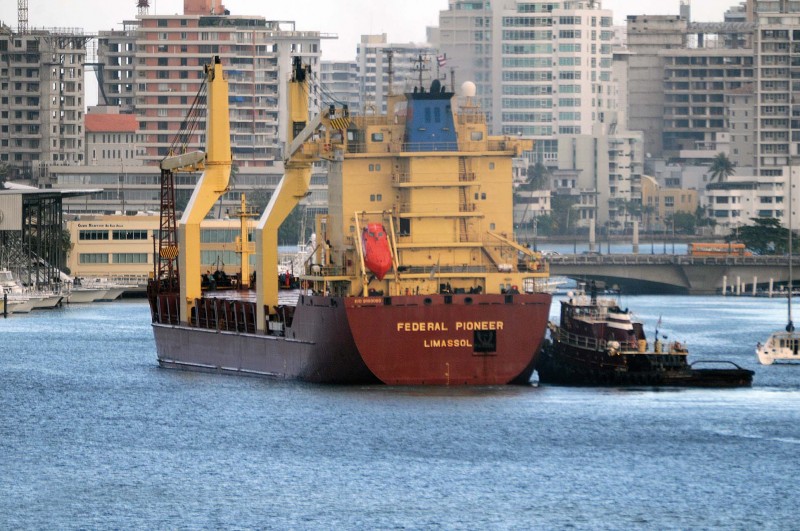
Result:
[640, 175, 698, 233]
[65, 214, 259, 283]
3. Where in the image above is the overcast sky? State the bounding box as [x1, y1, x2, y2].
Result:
[1, 0, 744, 61]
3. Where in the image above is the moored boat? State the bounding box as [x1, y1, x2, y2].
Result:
[537, 284, 753, 387]
[147, 56, 552, 385]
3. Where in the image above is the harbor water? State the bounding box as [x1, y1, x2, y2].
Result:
[2, 297, 799, 529]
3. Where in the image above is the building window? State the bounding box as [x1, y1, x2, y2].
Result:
[112, 230, 149, 240]
[79, 230, 109, 240]
[112, 253, 148, 264]
[79, 253, 110, 264]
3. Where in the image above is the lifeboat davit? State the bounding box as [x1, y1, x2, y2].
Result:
[362, 223, 392, 280]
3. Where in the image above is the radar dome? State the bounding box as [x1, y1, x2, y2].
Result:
[460, 81, 476, 98]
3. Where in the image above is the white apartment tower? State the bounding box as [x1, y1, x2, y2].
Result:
[438, 1, 615, 142]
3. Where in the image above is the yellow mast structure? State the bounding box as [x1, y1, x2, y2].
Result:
[235, 193, 257, 289]
[171, 57, 232, 323]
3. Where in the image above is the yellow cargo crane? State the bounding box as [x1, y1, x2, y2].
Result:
[160, 56, 232, 324]
[254, 57, 349, 331]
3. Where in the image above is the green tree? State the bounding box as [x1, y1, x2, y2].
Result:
[733, 217, 790, 255]
[671, 211, 696, 234]
[524, 162, 550, 191]
[707, 152, 736, 183]
[0, 162, 9, 188]
[550, 195, 580, 235]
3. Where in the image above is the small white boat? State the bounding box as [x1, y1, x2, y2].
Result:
[72, 277, 134, 302]
[7, 296, 36, 314]
[66, 287, 108, 304]
[757, 167, 800, 365]
[756, 328, 800, 365]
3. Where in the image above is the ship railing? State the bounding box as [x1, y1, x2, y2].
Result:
[396, 265, 489, 275]
[191, 297, 257, 334]
[553, 328, 639, 354]
[402, 141, 460, 152]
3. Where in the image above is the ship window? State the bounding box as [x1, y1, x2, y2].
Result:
[474, 193, 479, 200]
[371, 132, 384, 142]
[434, 107, 441, 122]
[489, 162, 495, 169]
[471, 131, 483, 141]
[482, 193, 487, 200]
[369, 164, 374, 171]
[370, 194, 375, 201]
[377, 194, 382, 201]
[490, 223, 496, 230]
[399, 218, 410, 236]
[425, 108, 431, 122]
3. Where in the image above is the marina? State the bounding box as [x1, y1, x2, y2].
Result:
[1, 297, 799, 528]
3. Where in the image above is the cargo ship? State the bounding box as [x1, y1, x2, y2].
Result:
[537, 283, 753, 387]
[147, 56, 552, 385]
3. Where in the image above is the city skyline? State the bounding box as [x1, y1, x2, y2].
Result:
[1, 0, 746, 61]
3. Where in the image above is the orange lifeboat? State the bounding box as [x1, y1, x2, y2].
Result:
[362, 223, 392, 280]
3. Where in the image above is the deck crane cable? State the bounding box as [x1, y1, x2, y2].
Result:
[307, 69, 347, 109]
[165, 82, 208, 158]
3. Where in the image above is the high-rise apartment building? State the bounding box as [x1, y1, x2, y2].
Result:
[0, 26, 89, 178]
[626, 12, 755, 162]
[747, 0, 800, 176]
[98, 0, 327, 168]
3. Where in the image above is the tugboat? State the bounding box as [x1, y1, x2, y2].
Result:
[537, 283, 753, 387]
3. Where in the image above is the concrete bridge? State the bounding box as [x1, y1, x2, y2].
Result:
[547, 254, 799, 295]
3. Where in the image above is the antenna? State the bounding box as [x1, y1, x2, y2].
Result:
[17, 0, 28, 34]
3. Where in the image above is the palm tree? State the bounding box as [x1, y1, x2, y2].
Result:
[707, 152, 736, 183]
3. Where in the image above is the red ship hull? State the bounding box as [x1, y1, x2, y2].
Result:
[151, 292, 552, 385]
[345, 293, 552, 385]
